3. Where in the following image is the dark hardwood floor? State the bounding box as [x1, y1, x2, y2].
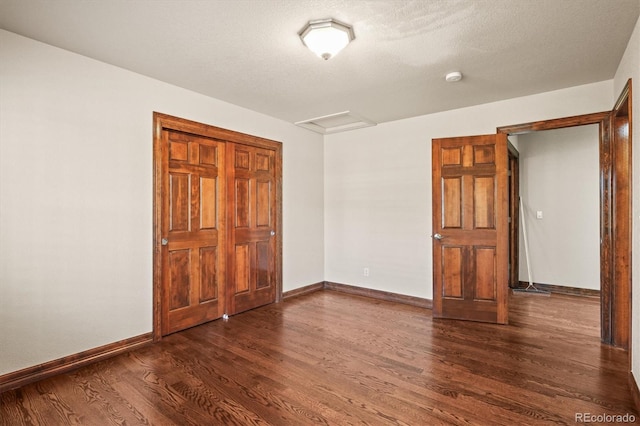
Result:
[1, 290, 636, 425]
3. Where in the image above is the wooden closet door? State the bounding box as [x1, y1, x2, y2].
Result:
[226, 143, 277, 315]
[160, 130, 226, 335]
[154, 112, 282, 338]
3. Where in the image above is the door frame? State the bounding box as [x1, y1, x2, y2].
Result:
[152, 112, 283, 341]
[507, 142, 519, 288]
[497, 79, 632, 347]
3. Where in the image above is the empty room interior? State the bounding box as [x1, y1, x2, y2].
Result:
[2, 1, 640, 424]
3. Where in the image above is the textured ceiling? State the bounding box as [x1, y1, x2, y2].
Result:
[1, 0, 638, 130]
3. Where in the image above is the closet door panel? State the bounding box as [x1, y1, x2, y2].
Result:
[159, 130, 226, 335]
[227, 143, 277, 315]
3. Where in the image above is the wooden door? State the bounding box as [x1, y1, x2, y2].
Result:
[154, 113, 282, 338]
[227, 143, 277, 315]
[159, 130, 226, 335]
[432, 133, 509, 324]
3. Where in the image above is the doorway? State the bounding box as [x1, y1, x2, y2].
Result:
[498, 79, 632, 348]
[508, 125, 601, 294]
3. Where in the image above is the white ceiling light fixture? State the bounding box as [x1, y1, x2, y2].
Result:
[445, 71, 463, 82]
[299, 18, 355, 60]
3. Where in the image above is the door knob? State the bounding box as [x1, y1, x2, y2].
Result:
[270, 230, 276, 236]
[161, 238, 169, 246]
[433, 233, 444, 240]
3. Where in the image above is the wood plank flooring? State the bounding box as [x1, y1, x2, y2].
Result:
[1, 290, 636, 425]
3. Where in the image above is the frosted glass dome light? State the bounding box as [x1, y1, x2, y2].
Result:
[299, 18, 355, 60]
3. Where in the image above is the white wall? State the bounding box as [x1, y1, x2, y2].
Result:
[518, 126, 600, 290]
[0, 30, 325, 375]
[614, 15, 640, 378]
[325, 81, 613, 299]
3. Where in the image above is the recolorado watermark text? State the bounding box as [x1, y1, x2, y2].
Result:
[575, 412, 636, 423]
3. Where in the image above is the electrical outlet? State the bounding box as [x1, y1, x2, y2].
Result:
[363, 267, 370, 277]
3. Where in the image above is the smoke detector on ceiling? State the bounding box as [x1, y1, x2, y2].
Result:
[445, 71, 463, 82]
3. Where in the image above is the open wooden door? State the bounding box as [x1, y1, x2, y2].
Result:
[432, 133, 509, 324]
